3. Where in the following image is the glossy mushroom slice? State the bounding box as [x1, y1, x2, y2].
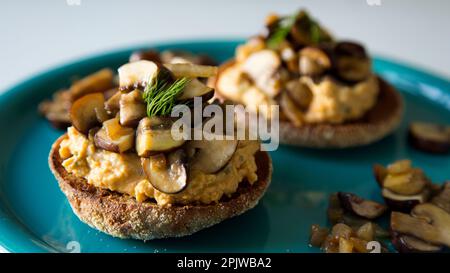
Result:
[382, 188, 430, 213]
[185, 138, 238, 174]
[160, 50, 216, 66]
[383, 169, 428, 196]
[391, 232, 443, 253]
[119, 90, 146, 127]
[391, 203, 450, 248]
[70, 93, 109, 134]
[136, 117, 186, 157]
[431, 182, 450, 214]
[142, 149, 188, 194]
[39, 90, 72, 129]
[104, 90, 122, 116]
[279, 91, 304, 127]
[241, 49, 282, 98]
[309, 224, 330, 247]
[298, 46, 332, 76]
[285, 80, 312, 110]
[375, 160, 429, 196]
[118, 60, 170, 92]
[164, 63, 218, 78]
[408, 122, 450, 154]
[327, 193, 345, 224]
[177, 78, 214, 101]
[129, 50, 161, 63]
[69, 69, 115, 101]
[94, 117, 135, 153]
[334, 41, 371, 83]
[337, 192, 387, 219]
[373, 163, 388, 187]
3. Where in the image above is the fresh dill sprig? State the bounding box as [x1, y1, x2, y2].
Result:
[266, 14, 296, 49]
[143, 73, 189, 117]
[309, 18, 324, 44]
[266, 11, 329, 49]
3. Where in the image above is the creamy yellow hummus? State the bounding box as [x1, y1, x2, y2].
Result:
[59, 127, 260, 206]
[301, 75, 379, 124]
[217, 55, 379, 124]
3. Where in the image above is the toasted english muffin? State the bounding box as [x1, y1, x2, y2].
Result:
[213, 60, 403, 148]
[49, 135, 272, 240]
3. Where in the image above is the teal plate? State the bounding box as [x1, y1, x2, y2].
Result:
[0, 40, 449, 253]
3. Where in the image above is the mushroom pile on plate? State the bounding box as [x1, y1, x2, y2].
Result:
[374, 160, 450, 252]
[310, 192, 389, 253]
[311, 159, 450, 253]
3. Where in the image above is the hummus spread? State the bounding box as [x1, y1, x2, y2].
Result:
[301, 75, 379, 124]
[217, 62, 379, 124]
[59, 127, 260, 206]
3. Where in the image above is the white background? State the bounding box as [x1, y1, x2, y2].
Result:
[0, 0, 449, 252]
[1, 0, 449, 94]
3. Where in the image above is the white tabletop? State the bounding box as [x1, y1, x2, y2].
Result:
[0, 0, 449, 253]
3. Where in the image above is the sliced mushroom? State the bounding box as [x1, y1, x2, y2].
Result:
[70, 93, 108, 134]
[44, 109, 71, 130]
[408, 122, 450, 154]
[327, 193, 345, 225]
[431, 182, 450, 214]
[161, 51, 216, 66]
[94, 118, 134, 153]
[387, 159, 412, 174]
[241, 49, 282, 98]
[373, 163, 388, 187]
[337, 192, 387, 219]
[119, 90, 146, 127]
[309, 224, 329, 247]
[391, 232, 443, 253]
[164, 63, 218, 78]
[177, 78, 214, 101]
[104, 90, 122, 115]
[103, 88, 119, 100]
[391, 203, 450, 248]
[118, 60, 168, 92]
[383, 169, 428, 195]
[298, 47, 331, 76]
[356, 222, 375, 241]
[279, 91, 303, 127]
[136, 117, 186, 157]
[142, 149, 187, 194]
[129, 50, 161, 63]
[70, 69, 114, 101]
[285, 79, 312, 110]
[374, 160, 429, 196]
[334, 41, 371, 83]
[185, 138, 238, 174]
[382, 188, 430, 213]
[39, 90, 72, 129]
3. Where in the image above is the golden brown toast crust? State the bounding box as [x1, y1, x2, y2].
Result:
[49, 136, 272, 240]
[213, 60, 404, 148]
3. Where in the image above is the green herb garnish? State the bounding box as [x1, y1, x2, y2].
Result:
[266, 11, 330, 49]
[266, 14, 296, 49]
[143, 72, 190, 117]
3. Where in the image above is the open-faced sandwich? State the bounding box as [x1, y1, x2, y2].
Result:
[48, 60, 272, 240]
[214, 10, 403, 148]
